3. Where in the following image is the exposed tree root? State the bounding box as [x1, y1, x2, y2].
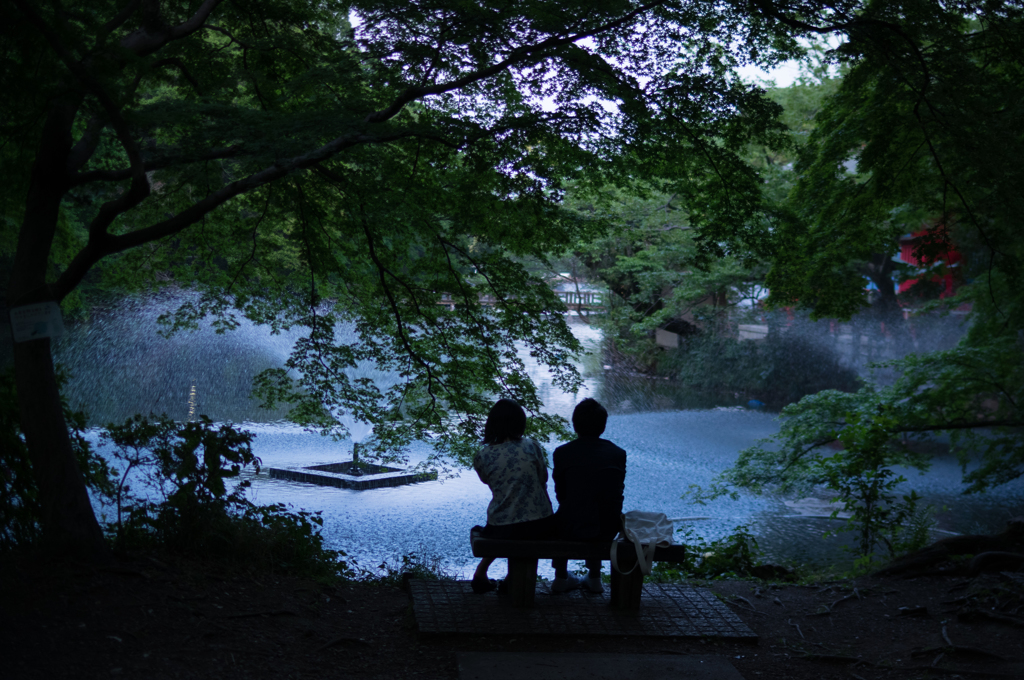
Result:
[875, 518, 1024, 578]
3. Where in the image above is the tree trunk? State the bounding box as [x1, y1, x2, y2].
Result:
[13, 338, 109, 560]
[7, 95, 109, 561]
[864, 253, 913, 357]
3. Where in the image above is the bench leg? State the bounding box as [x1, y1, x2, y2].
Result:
[609, 568, 644, 610]
[505, 558, 538, 607]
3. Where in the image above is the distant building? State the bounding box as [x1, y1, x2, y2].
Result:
[896, 228, 963, 300]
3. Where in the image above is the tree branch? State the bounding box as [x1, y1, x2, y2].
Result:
[53, 128, 417, 300]
[65, 116, 106, 173]
[14, 0, 152, 238]
[224, 186, 273, 295]
[363, 0, 670, 125]
[894, 420, 1024, 434]
[120, 0, 223, 57]
[150, 57, 202, 93]
[357, 201, 441, 413]
[69, 144, 243, 186]
[97, 0, 141, 45]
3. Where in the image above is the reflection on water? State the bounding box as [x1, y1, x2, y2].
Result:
[73, 305, 1024, 576]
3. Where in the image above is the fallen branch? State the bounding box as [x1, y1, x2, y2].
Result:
[785, 648, 1017, 677]
[940, 597, 968, 606]
[207, 644, 278, 657]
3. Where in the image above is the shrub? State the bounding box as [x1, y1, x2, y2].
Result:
[103, 413, 352, 579]
[652, 525, 767, 580]
[665, 321, 860, 408]
[362, 552, 456, 588]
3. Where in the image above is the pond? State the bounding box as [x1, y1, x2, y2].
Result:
[68, 302, 1024, 578]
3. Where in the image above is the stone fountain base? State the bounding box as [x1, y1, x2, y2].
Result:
[267, 461, 437, 490]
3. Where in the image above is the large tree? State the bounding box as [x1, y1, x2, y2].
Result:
[2, 0, 815, 557]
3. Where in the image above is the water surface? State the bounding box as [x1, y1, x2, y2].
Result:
[71, 300, 1024, 577]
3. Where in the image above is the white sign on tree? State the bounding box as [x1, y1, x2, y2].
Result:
[10, 302, 65, 343]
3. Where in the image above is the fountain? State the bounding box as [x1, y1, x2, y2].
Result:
[267, 440, 437, 490]
[263, 343, 438, 490]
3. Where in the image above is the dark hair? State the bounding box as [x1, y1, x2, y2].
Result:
[483, 399, 527, 445]
[572, 398, 607, 437]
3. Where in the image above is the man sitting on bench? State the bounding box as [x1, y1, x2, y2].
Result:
[550, 398, 627, 594]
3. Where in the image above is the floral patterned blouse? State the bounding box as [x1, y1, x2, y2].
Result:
[473, 437, 554, 526]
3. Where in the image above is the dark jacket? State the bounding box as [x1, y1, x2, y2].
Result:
[552, 436, 626, 540]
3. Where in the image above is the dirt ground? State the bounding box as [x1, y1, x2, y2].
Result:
[2, 552, 1023, 680]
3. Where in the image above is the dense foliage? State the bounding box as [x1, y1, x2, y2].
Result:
[0, 0, 817, 550]
[668, 2, 1024, 561]
[727, 1, 1024, 500]
[0, 0, 802, 449]
[102, 413, 350, 577]
[563, 72, 858, 406]
[4, 0, 1021, 557]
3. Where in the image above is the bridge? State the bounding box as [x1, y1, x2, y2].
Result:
[554, 290, 604, 310]
[437, 290, 605, 311]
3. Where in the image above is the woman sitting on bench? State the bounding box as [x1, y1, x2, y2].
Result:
[471, 398, 557, 594]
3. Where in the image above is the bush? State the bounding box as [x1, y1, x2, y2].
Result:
[815, 410, 936, 561]
[103, 413, 352, 579]
[362, 552, 456, 588]
[1, 375, 352, 579]
[651, 525, 768, 580]
[665, 320, 861, 408]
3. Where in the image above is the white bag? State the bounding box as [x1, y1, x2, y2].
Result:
[610, 510, 675, 576]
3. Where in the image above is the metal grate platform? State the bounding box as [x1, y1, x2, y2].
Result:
[409, 579, 757, 640]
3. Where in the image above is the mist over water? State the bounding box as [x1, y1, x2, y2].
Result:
[55, 294, 298, 425]
[70, 296, 1023, 577]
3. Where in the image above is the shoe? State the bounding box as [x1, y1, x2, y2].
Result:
[471, 578, 497, 594]
[585, 575, 604, 594]
[550, 575, 581, 593]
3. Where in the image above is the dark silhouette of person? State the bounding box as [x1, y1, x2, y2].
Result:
[471, 398, 557, 593]
[550, 398, 626, 593]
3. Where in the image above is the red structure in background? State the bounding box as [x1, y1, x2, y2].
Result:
[897, 228, 962, 299]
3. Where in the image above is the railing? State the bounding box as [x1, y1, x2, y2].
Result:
[555, 291, 604, 308]
[436, 290, 605, 311]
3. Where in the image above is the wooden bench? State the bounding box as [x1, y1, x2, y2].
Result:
[470, 529, 687, 610]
